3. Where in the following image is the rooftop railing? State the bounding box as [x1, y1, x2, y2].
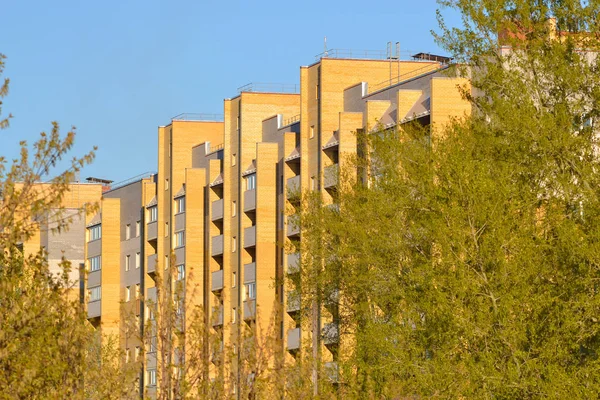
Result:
[368, 64, 449, 94]
[282, 114, 300, 127]
[171, 113, 224, 122]
[237, 83, 300, 94]
[315, 48, 429, 62]
[106, 171, 156, 192]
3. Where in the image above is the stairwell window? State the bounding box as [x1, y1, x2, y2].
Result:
[175, 231, 185, 248]
[246, 174, 256, 191]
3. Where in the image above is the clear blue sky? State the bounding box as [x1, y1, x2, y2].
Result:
[0, 0, 461, 183]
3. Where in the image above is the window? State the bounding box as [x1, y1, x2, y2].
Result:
[176, 197, 185, 214]
[125, 224, 131, 240]
[125, 255, 131, 271]
[232, 153, 236, 166]
[126, 348, 131, 363]
[232, 307, 237, 323]
[177, 264, 185, 281]
[125, 286, 131, 302]
[165, 178, 169, 191]
[88, 286, 101, 302]
[89, 256, 101, 272]
[135, 284, 140, 299]
[310, 125, 315, 139]
[136, 252, 140, 269]
[165, 222, 169, 237]
[246, 174, 256, 191]
[175, 231, 185, 248]
[147, 369, 157, 386]
[246, 282, 256, 300]
[148, 206, 158, 222]
[232, 201, 236, 217]
[232, 271, 237, 288]
[311, 176, 316, 190]
[89, 224, 101, 241]
[136, 221, 140, 237]
[232, 236, 237, 252]
[135, 346, 141, 361]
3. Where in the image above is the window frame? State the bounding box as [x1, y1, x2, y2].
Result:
[88, 224, 101, 241]
[89, 255, 101, 272]
[174, 231, 185, 248]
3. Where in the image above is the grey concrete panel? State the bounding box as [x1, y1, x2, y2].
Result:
[174, 212, 185, 232]
[88, 270, 101, 287]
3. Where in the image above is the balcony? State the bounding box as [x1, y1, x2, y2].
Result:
[287, 327, 301, 352]
[244, 189, 256, 212]
[87, 239, 101, 257]
[174, 212, 185, 231]
[324, 362, 339, 383]
[286, 175, 301, 201]
[243, 300, 256, 321]
[211, 269, 224, 292]
[322, 322, 339, 346]
[147, 254, 157, 275]
[147, 221, 157, 241]
[212, 306, 224, 327]
[324, 164, 339, 189]
[87, 300, 101, 319]
[286, 252, 300, 274]
[244, 226, 256, 248]
[287, 291, 300, 314]
[87, 270, 101, 288]
[212, 235, 224, 256]
[287, 215, 300, 237]
[244, 262, 256, 284]
[211, 199, 224, 221]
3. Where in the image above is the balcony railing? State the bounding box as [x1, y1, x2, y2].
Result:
[147, 221, 158, 241]
[322, 322, 339, 346]
[287, 215, 300, 237]
[244, 189, 256, 212]
[324, 164, 339, 189]
[287, 291, 300, 314]
[287, 327, 301, 351]
[287, 252, 300, 275]
[244, 262, 256, 284]
[212, 306, 224, 327]
[147, 254, 157, 275]
[212, 235, 224, 256]
[211, 199, 224, 221]
[244, 226, 256, 248]
[211, 269, 224, 292]
[286, 175, 301, 201]
[243, 300, 256, 320]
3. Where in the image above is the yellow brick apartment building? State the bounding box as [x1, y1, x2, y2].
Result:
[82, 48, 471, 397]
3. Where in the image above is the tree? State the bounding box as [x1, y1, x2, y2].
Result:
[298, 1, 600, 398]
[0, 53, 138, 399]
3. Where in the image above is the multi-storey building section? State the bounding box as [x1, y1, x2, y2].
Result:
[21, 182, 103, 298]
[83, 48, 471, 397]
[84, 174, 156, 397]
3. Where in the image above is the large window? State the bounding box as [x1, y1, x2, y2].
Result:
[89, 224, 101, 241]
[246, 282, 256, 300]
[89, 256, 101, 272]
[88, 286, 101, 302]
[147, 369, 157, 386]
[246, 174, 256, 191]
[177, 264, 185, 281]
[175, 231, 185, 248]
[148, 206, 158, 223]
[175, 197, 185, 214]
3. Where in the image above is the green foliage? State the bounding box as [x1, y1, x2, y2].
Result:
[298, 2, 600, 398]
[0, 53, 137, 399]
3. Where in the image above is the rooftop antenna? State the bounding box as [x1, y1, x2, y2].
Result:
[324, 36, 328, 57]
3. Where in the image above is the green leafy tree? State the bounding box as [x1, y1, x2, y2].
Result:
[0, 54, 138, 399]
[298, 1, 600, 398]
